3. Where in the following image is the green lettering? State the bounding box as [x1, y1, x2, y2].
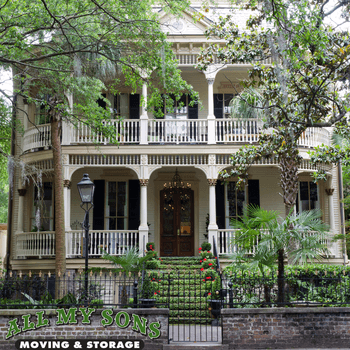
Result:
[115, 311, 130, 328]
[22, 314, 35, 332]
[101, 309, 113, 327]
[6, 319, 21, 339]
[36, 311, 49, 328]
[148, 322, 161, 339]
[132, 314, 147, 335]
[79, 308, 95, 324]
[56, 308, 77, 325]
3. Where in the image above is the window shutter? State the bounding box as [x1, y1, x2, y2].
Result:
[216, 180, 225, 229]
[214, 94, 223, 118]
[129, 94, 140, 119]
[188, 96, 198, 119]
[97, 93, 107, 109]
[93, 180, 105, 230]
[248, 180, 260, 207]
[128, 180, 140, 230]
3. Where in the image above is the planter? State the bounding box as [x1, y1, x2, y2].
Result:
[208, 299, 222, 318]
[139, 298, 156, 308]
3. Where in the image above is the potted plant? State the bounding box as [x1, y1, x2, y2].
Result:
[139, 272, 158, 308]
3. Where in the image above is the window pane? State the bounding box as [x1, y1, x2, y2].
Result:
[117, 182, 127, 216]
[107, 182, 117, 217]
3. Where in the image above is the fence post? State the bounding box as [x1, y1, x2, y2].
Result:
[133, 280, 138, 308]
[228, 281, 233, 308]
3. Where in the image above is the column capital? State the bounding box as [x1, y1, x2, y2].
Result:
[207, 78, 215, 85]
[18, 189, 27, 196]
[63, 179, 71, 189]
[207, 179, 217, 186]
[139, 179, 149, 186]
[325, 188, 335, 196]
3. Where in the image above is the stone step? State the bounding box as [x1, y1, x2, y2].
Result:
[163, 344, 229, 350]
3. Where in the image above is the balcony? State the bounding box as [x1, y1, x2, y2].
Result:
[22, 118, 331, 152]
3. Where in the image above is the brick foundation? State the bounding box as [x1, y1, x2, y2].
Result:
[222, 307, 350, 349]
[0, 308, 168, 350]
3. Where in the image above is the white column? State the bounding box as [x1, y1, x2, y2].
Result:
[138, 179, 149, 253]
[207, 179, 218, 249]
[17, 188, 26, 232]
[327, 189, 335, 233]
[63, 180, 71, 257]
[140, 83, 149, 145]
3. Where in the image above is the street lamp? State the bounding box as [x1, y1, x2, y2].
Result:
[77, 174, 95, 306]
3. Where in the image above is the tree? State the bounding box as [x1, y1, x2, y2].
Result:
[0, 0, 195, 274]
[230, 206, 329, 303]
[197, 0, 350, 216]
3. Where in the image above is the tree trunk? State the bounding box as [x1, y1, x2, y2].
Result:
[280, 154, 299, 217]
[51, 117, 66, 282]
[277, 248, 285, 304]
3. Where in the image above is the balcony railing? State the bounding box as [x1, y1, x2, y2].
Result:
[22, 118, 331, 151]
[15, 230, 140, 258]
[23, 124, 51, 152]
[148, 119, 208, 144]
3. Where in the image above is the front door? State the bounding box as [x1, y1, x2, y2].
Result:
[160, 187, 194, 256]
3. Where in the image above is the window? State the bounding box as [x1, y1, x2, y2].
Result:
[159, 94, 198, 119]
[214, 94, 235, 119]
[35, 95, 51, 125]
[31, 182, 54, 231]
[105, 181, 128, 230]
[297, 181, 319, 213]
[225, 182, 245, 228]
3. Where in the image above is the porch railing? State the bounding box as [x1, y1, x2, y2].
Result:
[217, 229, 335, 257]
[22, 124, 51, 152]
[15, 230, 139, 258]
[148, 119, 208, 144]
[16, 231, 55, 258]
[65, 230, 139, 258]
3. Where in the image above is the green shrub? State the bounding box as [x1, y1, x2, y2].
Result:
[201, 242, 211, 251]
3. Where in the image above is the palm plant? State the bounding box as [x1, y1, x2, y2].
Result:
[102, 247, 152, 305]
[230, 205, 330, 303]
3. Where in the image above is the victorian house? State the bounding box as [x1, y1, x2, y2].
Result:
[7, 1, 345, 273]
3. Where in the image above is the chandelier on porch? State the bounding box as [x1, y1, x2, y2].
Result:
[163, 169, 191, 190]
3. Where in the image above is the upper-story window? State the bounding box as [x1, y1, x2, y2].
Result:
[31, 182, 54, 231]
[98, 93, 140, 119]
[159, 94, 198, 119]
[214, 94, 235, 118]
[35, 94, 50, 125]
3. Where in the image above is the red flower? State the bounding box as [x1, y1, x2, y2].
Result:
[200, 268, 204, 271]
[159, 258, 161, 260]
[208, 293, 211, 296]
[203, 258, 206, 261]
[150, 245, 153, 249]
[209, 263, 213, 266]
[198, 247, 202, 250]
[215, 257, 217, 259]
[154, 292, 157, 295]
[212, 267, 214, 269]
[206, 276, 211, 279]
[202, 279, 205, 282]
[158, 291, 160, 293]
[200, 260, 202, 263]
[208, 251, 211, 253]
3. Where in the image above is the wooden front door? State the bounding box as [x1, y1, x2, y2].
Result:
[160, 187, 194, 256]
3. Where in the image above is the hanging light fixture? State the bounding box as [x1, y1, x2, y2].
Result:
[163, 169, 191, 190]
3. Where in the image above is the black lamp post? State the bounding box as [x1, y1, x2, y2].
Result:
[77, 173, 95, 306]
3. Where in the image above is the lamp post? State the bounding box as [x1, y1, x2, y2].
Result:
[77, 174, 95, 306]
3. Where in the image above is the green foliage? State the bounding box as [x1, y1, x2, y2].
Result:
[102, 247, 152, 273]
[201, 242, 211, 251]
[146, 242, 155, 251]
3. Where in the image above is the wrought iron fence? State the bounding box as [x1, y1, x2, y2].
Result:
[1, 270, 350, 309]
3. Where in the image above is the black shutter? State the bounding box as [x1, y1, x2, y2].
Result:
[129, 94, 140, 119]
[188, 95, 198, 119]
[248, 180, 260, 207]
[128, 180, 140, 230]
[97, 93, 107, 109]
[93, 180, 105, 230]
[214, 94, 223, 119]
[216, 180, 225, 229]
